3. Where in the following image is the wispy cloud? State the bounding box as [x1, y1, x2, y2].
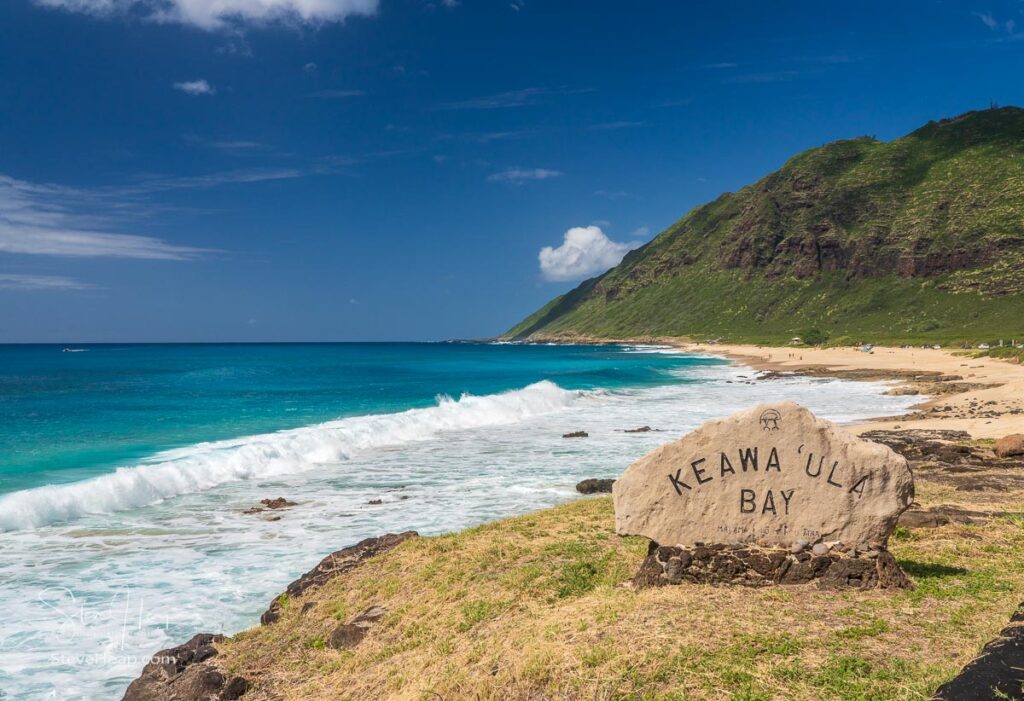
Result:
[435, 86, 591, 110]
[0, 175, 209, 260]
[209, 140, 262, 151]
[975, 11, 999, 30]
[589, 121, 645, 130]
[973, 11, 1019, 37]
[183, 134, 266, 155]
[437, 129, 536, 144]
[308, 89, 366, 99]
[704, 62, 737, 69]
[34, 0, 380, 31]
[487, 167, 562, 184]
[0, 273, 95, 291]
[726, 70, 801, 84]
[539, 225, 640, 282]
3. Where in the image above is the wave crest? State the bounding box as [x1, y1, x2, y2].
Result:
[0, 380, 581, 532]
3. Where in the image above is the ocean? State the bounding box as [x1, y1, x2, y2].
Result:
[0, 342, 920, 699]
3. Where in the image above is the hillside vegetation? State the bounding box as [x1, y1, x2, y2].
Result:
[507, 108, 1024, 345]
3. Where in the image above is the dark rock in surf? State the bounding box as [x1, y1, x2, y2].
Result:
[121, 633, 248, 701]
[242, 497, 297, 514]
[563, 431, 588, 438]
[575, 478, 615, 494]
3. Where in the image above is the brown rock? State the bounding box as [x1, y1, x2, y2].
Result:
[326, 606, 389, 650]
[563, 430, 589, 438]
[327, 624, 367, 650]
[624, 426, 654, 433]
[995, 434, 1024, 458]
[613, 402, 914, 548]
[261, 497, 296, 509]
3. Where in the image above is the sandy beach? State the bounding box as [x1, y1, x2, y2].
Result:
[677, 341, 1024, 439]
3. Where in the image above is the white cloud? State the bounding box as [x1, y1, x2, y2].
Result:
[173, 79, 215, 96]
[538, 225, 640, 282]
[35, 0, 379, 31]
[303, 62, 318, 72]
[0, 175, 208, 259]
[0, 274, 94, 291]
[487, 167, 562, 184]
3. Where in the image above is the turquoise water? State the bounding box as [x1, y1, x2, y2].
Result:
[0, 342, 708, 494]
[0, 342, 921, 699]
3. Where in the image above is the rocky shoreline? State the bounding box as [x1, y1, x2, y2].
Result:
[123, 424, 1024, 699]
[119, 341, 1024, 699]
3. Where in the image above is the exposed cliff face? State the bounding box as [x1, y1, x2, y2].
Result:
[509, 108, 1024, 343]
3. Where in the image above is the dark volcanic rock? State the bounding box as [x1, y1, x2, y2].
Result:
[121, 633, 248, 701]
[576, 478, 615, 494]
[624, 426, 654, 433]
[932, 602, 1024, 700]
[261, 531, 417, 625]
[563, 430, 589, 438]
[632, 542, 912, 590]
[862, 429, 1024, 493]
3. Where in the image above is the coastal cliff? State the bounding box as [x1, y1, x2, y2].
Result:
[508, 108, 1024, 345]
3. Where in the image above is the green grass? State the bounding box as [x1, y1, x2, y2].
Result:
[220, 494, 1024, 700]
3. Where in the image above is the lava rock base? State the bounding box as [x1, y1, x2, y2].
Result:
[633, 541, 913, 590]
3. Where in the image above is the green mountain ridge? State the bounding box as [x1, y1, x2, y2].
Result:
[507, 107, 1024, 345]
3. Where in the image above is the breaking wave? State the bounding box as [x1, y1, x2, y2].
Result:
[0, 381, 583, 531]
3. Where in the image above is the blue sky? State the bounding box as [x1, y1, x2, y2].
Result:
[1, 0, 1022, 342]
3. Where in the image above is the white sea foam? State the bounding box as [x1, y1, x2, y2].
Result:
[0, 381, 582, 532]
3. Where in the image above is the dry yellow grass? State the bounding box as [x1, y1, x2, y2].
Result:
[218, 481, 1024, 701]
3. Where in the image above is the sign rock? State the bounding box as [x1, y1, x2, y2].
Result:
[613, 402, 914, 548]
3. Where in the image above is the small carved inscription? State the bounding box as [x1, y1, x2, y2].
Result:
[759, 409, 782, 432]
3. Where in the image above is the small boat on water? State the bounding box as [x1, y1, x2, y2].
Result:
[62, 348, 88, 353]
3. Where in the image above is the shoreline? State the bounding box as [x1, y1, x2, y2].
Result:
[509, 335, 1024, 440]
[672, 341, 1024, 439]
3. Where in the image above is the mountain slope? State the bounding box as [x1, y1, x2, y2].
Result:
[507, 108, 1024, 344]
